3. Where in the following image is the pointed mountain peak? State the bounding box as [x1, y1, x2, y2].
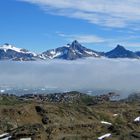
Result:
[105, 44, 138, 58]
[115, 44, 126, 50]
[71, 40, 81, 45]
[70, 40, 83, 49]
[42, 40, 99, 60]
[72, 40, 79, 43]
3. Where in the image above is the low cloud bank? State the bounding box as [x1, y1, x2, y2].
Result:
[0, 58, 140, 96]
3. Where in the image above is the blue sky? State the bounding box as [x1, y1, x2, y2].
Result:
[0, 0, 140, 53]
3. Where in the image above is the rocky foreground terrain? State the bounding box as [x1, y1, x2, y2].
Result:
[0, 92, 140, 140]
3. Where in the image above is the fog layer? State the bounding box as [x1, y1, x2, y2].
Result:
[0, 58, 140, 95]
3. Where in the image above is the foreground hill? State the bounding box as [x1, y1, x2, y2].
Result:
[0, 92, 140, 140]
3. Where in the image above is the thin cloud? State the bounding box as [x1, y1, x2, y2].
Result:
[57, 33, 140, 50]
[120, 42, 140, 48]
[58, 33, 105, 44]
[19, 0, 140, 28]
[106, 35, 140, 49]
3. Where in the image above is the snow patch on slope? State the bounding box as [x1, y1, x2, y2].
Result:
[98, 133, 111, 140]
[0, 44, 37, 56]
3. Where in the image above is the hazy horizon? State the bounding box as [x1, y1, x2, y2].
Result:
[0, 58, 140, 97]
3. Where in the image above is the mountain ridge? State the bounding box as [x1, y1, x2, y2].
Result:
[0, 41, 140, 61]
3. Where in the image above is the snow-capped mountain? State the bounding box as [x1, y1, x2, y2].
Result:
[41, 40, 100, 60]
[105, 45, 139, 59]
[0, 43, 37, 61]
[0, 42, 140, 61]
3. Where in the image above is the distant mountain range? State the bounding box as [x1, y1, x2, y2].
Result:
[0, 41, 140, 61]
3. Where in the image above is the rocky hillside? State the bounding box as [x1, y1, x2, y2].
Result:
[0, 92, 139, 140]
